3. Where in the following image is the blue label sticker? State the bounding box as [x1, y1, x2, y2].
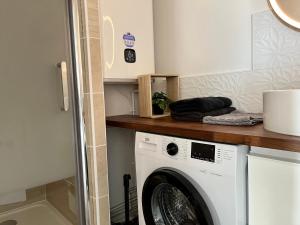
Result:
[123, 32, 135, 48]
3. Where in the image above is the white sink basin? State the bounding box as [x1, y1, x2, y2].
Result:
[263, 90, 300, 136]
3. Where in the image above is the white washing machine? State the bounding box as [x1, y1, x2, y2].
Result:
[135, 132, 248, 225]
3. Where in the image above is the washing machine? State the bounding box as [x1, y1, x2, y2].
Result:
[135, 132, 248, 225]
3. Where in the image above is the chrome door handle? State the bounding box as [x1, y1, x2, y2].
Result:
[57, 61, 69, 111]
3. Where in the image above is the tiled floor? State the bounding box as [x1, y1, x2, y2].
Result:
[0, 201, 72, 225]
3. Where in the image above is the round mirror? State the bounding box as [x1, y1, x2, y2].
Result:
[269, 0, 300, 29]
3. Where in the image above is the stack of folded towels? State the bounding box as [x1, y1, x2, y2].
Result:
[169, 97, 235, 122]
[169, 97, 263, 126]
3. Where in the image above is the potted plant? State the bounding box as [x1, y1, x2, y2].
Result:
[152, 92, 169, 115]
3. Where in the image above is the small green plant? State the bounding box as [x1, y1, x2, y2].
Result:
[152, 92, 169, 115]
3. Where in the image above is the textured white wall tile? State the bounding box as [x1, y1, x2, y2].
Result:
[180, 66, 300, 113]
[253, 11, 300, 70]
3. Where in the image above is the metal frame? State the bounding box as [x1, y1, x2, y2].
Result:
[67, 0, 90, 225]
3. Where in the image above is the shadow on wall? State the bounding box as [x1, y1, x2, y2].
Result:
[104, 84, 138, 222]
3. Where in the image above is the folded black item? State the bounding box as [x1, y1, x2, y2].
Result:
[171, 107, 236, 122]
[169, 97, 232, 113]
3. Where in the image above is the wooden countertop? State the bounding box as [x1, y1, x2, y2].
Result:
[106, 115, 300, 152]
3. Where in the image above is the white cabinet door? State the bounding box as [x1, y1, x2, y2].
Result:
[248, 154, 300, 225]
[101, 0, 155, 79]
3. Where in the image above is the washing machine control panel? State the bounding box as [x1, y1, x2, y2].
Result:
[160, 135, 235, 166]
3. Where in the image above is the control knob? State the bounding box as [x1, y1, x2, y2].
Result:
[166, 143, 179, 156]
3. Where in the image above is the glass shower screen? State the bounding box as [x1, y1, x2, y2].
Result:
[0, 0, 88, 225]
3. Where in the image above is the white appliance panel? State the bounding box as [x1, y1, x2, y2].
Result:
[101, 0, 155, 79]
[249, 147, 300, 225]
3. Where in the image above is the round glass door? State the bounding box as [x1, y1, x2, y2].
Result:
[142, 169, 214, 225]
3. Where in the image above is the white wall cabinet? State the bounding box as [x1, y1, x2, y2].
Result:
[101, 0, 155, 80]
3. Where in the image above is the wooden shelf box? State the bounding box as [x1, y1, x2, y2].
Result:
[138, 74, 179, 118]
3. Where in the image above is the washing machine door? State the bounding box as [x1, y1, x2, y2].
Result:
[142, 169, 214, 225]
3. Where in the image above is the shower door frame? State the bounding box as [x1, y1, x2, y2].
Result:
[67, 0, 90, 225]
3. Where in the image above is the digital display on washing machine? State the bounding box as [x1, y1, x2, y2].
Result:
[191, 142, 215, 162]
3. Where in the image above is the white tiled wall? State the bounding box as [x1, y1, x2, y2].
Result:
[181, 66, 300, 113]
[253, 11, 300, 70]
[180, 10, 300, 113]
